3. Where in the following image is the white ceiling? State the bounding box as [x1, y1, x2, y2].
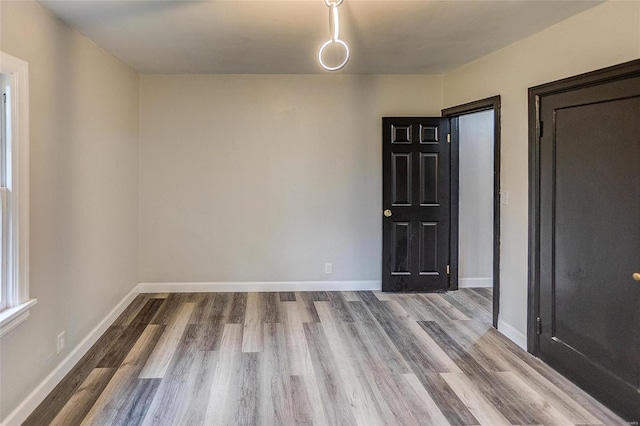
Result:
[37, 0, 602, 74]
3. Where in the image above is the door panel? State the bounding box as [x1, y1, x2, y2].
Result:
[419, 153, 439, 206]
[382, 117, 450, 292]
[391, 222, 410, 274]
[418, 222, 438, 274]
[538, 76, 640, 420]
[391, 153, 412, 205]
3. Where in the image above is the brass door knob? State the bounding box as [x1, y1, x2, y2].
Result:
[383, 209, 392, 217]
[633, 272, 640, 282]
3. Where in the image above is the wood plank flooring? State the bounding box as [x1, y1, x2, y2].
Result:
[25, 289, 625, 425]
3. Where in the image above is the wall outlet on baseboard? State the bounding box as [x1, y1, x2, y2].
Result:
[57, 331, 66, 354]
[324, 263, 333, 274]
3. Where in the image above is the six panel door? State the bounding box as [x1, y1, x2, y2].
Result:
[382, 117, 450, 292]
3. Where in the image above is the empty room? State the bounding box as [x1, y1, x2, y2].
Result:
[1, 0, 639, 424]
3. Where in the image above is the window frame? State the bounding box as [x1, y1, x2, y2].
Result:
[0, 51, 35, 337]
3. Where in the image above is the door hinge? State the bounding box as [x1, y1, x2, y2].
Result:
[536, 317, 542, 335]
[2, 93, 5, 104]
[447, 133, 451, 143]
[538, 121, 544, 138]
[446, 264, 450, 275]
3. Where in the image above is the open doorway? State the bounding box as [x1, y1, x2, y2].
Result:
[443, 96, 501, 328]
[459, 111, 494, 289]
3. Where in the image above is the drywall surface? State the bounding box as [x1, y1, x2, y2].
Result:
[0, 1, 139, 419]
[139, 74, 442, 283]
[443, 1, 640, 342]
[458, 111, 494, 286]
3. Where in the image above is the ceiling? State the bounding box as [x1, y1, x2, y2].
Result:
[37, 0, 602, 74]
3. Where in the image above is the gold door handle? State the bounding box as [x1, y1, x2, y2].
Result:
[383, 209, 392, 217]
[633, 272, 640, 282]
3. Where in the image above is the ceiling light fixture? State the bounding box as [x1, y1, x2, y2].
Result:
[318, 0, 349, 71]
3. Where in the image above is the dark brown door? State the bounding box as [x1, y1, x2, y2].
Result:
[382, 117, 450, 292]
[538, 75, 640, 420]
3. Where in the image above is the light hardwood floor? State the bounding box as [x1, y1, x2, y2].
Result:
[25, 289, 625, 425]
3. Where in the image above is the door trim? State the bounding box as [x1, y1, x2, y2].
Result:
[442, 95, 501, 328]
[527, 58, 640, 356]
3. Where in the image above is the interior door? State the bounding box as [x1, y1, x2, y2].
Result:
[382, 117, 450, 292]
[538, 75, 640, 420]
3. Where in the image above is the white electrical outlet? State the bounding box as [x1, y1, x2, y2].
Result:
[57, 331, 66, 354]
[324, 263, 333, 274]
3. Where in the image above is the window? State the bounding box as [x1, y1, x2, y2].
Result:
[0, 52, 35, 337]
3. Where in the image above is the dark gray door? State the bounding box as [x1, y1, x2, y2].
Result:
[538, 74, 640, 420]
[382, 117, 450, 292]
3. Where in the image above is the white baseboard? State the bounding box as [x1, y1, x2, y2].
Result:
[1, 285, 140, 426]
[458, 277, 493, 288]
[139, 280, 381, 293]
[497, 318, 527, 350]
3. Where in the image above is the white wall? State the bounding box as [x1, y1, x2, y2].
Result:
[458, 110, 494, 288]
[139, 74, 442, 284]
[0, 1, 139, 420]
[443, 1, 640, 346]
